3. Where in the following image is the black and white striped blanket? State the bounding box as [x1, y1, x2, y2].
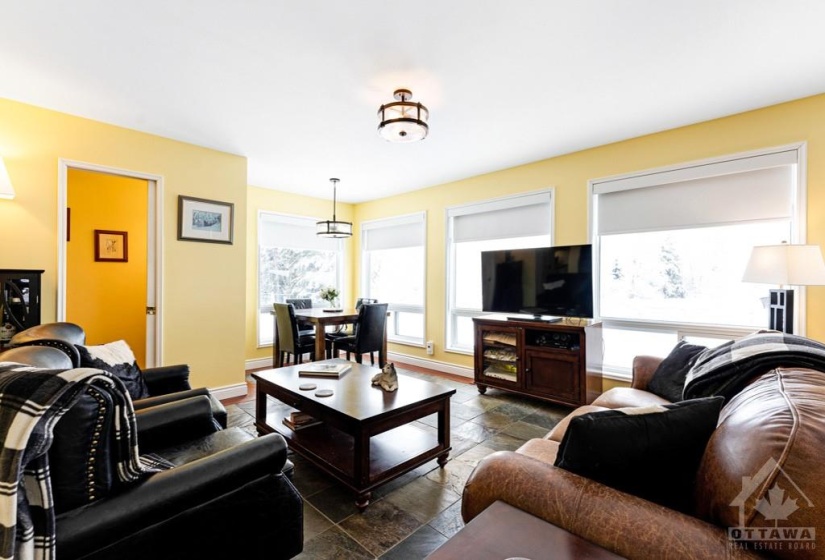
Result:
[0, 362, 160, 560]
[684, 331, 825, 400]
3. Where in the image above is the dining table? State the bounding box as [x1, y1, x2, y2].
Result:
[272, 307, 388, 368]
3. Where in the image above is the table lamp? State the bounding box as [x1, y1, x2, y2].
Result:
[742, 243, 825, 333]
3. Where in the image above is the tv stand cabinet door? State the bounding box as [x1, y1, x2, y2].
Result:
[524, 349, 581, 406]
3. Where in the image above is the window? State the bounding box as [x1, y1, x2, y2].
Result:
[591, 145, 804, 377]
[361, 212, 426, 345]
[257, 212, 343, 346]
[446, 190, 554, 353]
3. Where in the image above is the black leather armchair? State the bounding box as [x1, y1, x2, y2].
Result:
[9, 322, 228, 428]
[51, 387, 303, 559]
[0, 345, 74, 369]
[1, 344, 302, 559]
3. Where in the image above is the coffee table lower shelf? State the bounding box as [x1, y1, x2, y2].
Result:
[257, 407, 450, 508]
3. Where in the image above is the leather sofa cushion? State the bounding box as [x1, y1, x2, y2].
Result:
[516, 438, 560, 465]
[694, 367, 825, 551]
[591, 387, 671, 409]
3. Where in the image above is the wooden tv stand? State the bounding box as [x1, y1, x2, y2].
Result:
[473, 315, 603, 407]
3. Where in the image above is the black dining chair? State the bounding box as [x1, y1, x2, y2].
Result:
[274, 303, 316, 366]
[332, 303, 388, 367]
[325, 298, 378, 359]
[285, 298, 314, 336]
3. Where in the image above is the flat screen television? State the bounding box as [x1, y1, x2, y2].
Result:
[481, 244, 593, 321]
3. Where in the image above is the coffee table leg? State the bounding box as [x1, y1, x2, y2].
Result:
[437, 398, 451, 468]
[437, 452, 450, 468]
[356, 491, 371, 512]
[255, 389, 267, 436]
[354, 432, 370, 510]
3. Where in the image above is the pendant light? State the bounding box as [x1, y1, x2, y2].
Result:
[377, 89, 429, 143]
[316, 178, 352, 238]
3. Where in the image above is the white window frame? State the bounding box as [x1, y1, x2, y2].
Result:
[256, 211, 344, 347]
[589, 143, 807, 379]
[445, 189, 555, 354]
[360, 211, 427, 346]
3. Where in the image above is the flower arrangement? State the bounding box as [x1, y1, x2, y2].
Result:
[319, 287, 339, 306]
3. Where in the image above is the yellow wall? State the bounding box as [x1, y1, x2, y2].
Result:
[6, 91, 825, 386]
[0, 98, 247, 391]
[245, 187, 354, 362]
[66, 169, 148, 366]
[351, 93, 825, 371]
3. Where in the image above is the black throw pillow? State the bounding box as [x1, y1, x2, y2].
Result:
[647, 340, 708, 402]
[77, 340, 150, 400]
[553, 396, 724, 513]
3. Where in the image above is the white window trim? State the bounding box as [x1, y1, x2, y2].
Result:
[445, 189, 555, 354]
[360, 211, 427, 346]
[588, 143, 807, 378]
[256, 210, 345, 348]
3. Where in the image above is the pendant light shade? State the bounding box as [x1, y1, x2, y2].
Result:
[316, 178, 352, 238]
[377, 89, 429, 143]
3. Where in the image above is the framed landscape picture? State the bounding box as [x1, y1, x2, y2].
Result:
[177, 195, 234, 244]
[94, 230, 128, 262]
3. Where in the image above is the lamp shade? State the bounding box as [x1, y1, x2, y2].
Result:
[0, 157, 15, 200]
[377, 89, 429, 143]
[742, 244, 825, 286]
[316, 178, 352, 239]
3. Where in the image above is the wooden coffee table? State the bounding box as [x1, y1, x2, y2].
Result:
[253, 359, 455, 510]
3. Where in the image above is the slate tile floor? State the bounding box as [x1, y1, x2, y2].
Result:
[225, 364, 570, 559]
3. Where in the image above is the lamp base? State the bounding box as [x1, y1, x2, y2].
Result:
[768, 288, 794, 334]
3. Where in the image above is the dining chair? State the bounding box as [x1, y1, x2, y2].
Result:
[332, 303, 388, 367]
[285, 298, 314, 336]
[325, 298, 378, 359]
[274, 303, 316, 366]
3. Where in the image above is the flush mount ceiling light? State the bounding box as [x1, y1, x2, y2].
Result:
[316, 178, 352, 238]
[377, 89, 429, 143]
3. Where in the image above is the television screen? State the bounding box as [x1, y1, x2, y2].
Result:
[481, 244, 593, 319]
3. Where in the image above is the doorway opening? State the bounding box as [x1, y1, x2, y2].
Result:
[57, 160, 163, 367]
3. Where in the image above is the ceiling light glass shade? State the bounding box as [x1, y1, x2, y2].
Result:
[316, 219, 353, 238]
[377, 89, 429, 143]
[0, 157, 15, 200]
[316, 178, 352, 238]
[742, 244, 825, 286]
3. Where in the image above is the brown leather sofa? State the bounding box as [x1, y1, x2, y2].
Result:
[462, 356, 825, 560]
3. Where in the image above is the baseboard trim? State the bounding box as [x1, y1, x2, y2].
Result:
[210, 382, 248, 401]
[243, 353, 474, 379]
[245, 357, 273, 371]
[387, 351, 473, 379]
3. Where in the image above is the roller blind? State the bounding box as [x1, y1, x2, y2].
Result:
[259, 213, 340, 251]
[450, 191, 552, 243]
[594, 151, 796, 235]
[362, 212, 425, 251]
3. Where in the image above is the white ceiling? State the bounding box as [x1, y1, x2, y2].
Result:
[2, 1, 825, 203]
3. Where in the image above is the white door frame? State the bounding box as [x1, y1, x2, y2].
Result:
[57, 159, 164, 367]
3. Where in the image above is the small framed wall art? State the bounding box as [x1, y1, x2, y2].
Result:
[94, 230, 128, 262]
[178, 195, 234, 244]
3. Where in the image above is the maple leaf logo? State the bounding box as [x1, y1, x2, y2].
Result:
[755, 484, 799, 525]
